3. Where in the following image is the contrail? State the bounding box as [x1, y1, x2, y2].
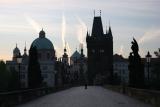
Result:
[76, 16, 87, 45]
[61, 14, 66, 48]
[66, 42, 71, 65]
[138, 29, 160, 44]
[66, 42, 71, 57]
[24, 14, 41, 33]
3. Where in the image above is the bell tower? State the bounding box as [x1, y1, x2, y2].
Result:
[86, 13, 113, 84]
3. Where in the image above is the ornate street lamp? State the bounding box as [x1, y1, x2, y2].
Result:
[146, 51, 152, 82]
[17, 53, 22, 89]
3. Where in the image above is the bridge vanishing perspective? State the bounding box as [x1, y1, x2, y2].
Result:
[17, 86, 152, 107]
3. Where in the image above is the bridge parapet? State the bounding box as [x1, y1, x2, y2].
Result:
[0, 85, 72, 107]
[104, 85, 160, 107]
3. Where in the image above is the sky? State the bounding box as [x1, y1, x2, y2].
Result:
[0, 0, 160, 61]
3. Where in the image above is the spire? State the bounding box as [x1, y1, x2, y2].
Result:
[106, 25, 108, 34]
[108, 21, 112, 35]
[64, 42, 67, 53]
[80, 44, 83, 54]
[94, 10, 95, 17]
[39, 28, 45, 38]
[76, 47, 77, 52]
[100, 10, 101, 16]
[86, 30, 89, 37]
[24, 42, 27, 55]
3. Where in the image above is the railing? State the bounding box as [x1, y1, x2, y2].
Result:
[0, 85, 72, 107]
[104, 85, 160, 107]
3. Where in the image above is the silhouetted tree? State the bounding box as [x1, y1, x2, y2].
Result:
[151, 48, 160, 90]
[8, 68, 19, 91]
[128, 38, 144, 88]
[0, 61, 10, 91]
[28, 46, 42, 88]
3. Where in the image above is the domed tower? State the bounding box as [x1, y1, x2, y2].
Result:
[22, 43, 29, 63]
[29, 29, 56, 87]
[13, 44, 21, 61]
[31, 29, 55, 61]
[62, 43, 69, 65]
[23, 42, 27, 57]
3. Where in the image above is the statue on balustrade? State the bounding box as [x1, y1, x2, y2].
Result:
[128, 38, 144, 88]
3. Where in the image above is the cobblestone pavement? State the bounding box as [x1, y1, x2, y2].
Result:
[17, 86, 153, 107]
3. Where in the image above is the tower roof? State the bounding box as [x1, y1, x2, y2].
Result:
[91, 16, 104, 37]
[13, 44, 20, 55]
[71, 50, 81, 59]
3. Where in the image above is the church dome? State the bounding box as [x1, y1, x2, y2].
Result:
[31, 29, 54, 50]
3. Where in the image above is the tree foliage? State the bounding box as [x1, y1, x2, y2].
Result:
[0, 61, 10, 91]
[151, 48, 160, 89]
[28, 46, 42, 88]
[8, 68, 19, 91]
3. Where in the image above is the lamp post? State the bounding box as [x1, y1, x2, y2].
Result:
[17, 53, 22, 89]
[146, 51, 152, 82]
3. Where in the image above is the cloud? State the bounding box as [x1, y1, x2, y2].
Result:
[138, 28, 160, 44]
[118, 45, 124, 55]
[24, 14, 41, 33]
[0, 0, 31, 4]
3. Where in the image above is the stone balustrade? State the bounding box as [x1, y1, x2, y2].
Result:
[104, 85, 160, 107]
[0, 85, 72, 107]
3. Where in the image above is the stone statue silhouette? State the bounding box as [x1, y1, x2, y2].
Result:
[128, 38, 144, 88]
[131, 38, 139, 55]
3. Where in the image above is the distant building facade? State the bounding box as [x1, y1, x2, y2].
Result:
[6, 44, 29, 88]
[113, 54, 129, 84]
[54, 46, 87, 86]
[69, 48, 87, 85]
[86, 15, 113, 84]
[6, 30, 56, 88]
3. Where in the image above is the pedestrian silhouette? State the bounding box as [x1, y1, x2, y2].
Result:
[85, 84, 87, 89]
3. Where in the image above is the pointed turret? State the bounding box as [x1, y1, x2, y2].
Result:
[24, 42, 27, 56]
[64, 42, 67, 53]
[108, 23, 112, 36]
[86, 30, 89, 37]
[62, 42, 68, 64]
[80, 44, 84, 58]
[106, 25, 108, 34]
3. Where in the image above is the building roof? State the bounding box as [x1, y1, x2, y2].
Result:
[71, 50, 81, 59]
[31, 30, 54, 50]
[113, 54, 128, 62]
[13, 44, 20, 56]
[91, 16, 104, 37]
